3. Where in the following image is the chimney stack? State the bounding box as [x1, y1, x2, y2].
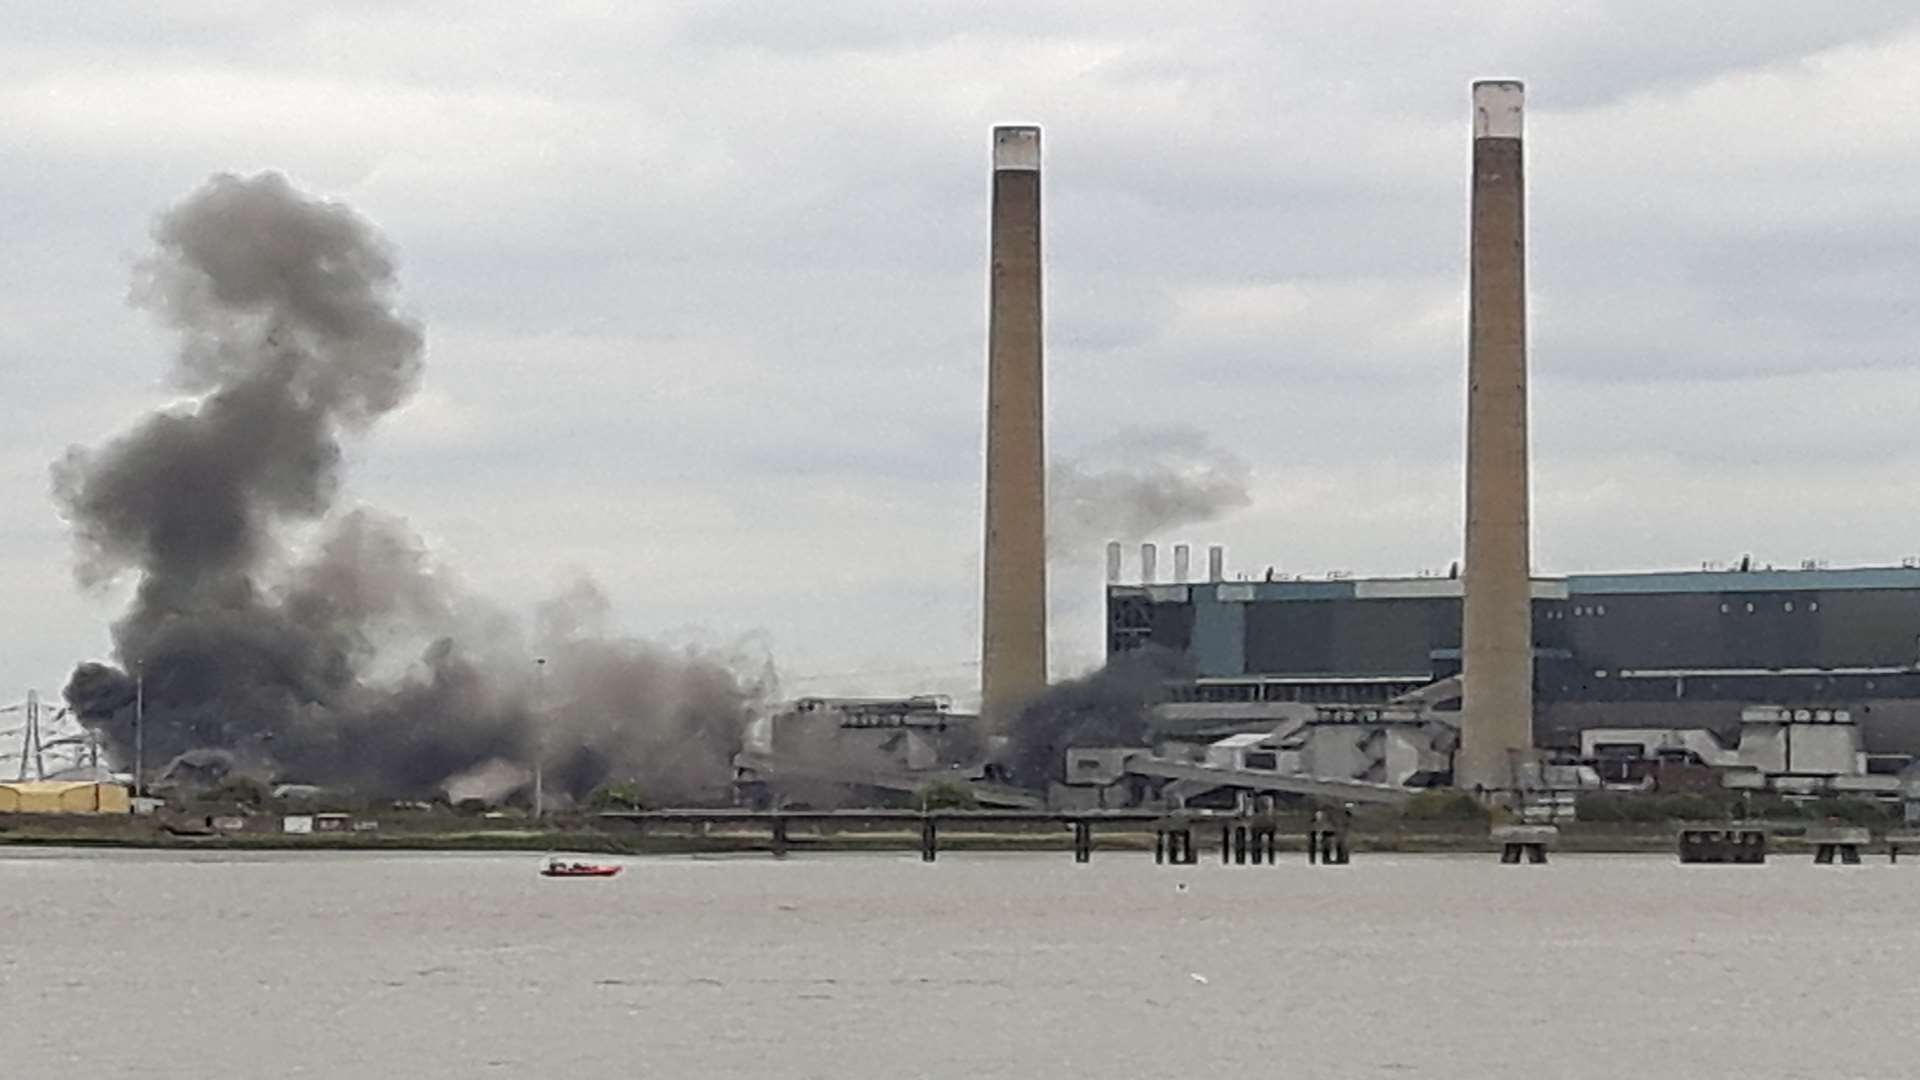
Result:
[980, 125, 1048, 731]
[1173, 544, 1191, 583]
[1104, 541, 1123, 584]
[1207, 545, 1226, 583]
[1458, 80, 1535, 793]
[1140, 543, 1158, 584]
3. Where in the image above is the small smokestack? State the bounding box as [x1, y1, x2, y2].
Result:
[1140, 542, 1158, 584]
[1173, 543, 1191, 583]
[1207, 545, 1225, 583]
[1104, 541, 1123, 584]
[980, 125, 1048, 731]
[1458, 79, 1535, 793]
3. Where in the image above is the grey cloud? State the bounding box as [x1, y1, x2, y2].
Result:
[5, 5, 1920, 706]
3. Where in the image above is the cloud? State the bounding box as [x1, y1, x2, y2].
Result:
[5, 3, 1920, 708]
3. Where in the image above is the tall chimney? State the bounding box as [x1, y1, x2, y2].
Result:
[980, 125, 1047, 731]
[1458, 80, 1534, 793]
[1140, 543, 1158, 584]
[1207, 545, 1225, 583]
[1104, 541, 1123, 584]
[1173, 544, 1191, 583]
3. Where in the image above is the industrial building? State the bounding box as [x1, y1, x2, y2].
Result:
[1107, 563, 1920, 764]
[0, 780, 131, 814]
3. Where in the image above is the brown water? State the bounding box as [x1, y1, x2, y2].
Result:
[3, 849, 1916, 1078]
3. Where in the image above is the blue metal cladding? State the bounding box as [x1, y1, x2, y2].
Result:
[1190, 591, 1246, 676]
[1107, 567, 1920, 677]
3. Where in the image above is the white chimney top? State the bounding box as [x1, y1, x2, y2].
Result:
[1472, 80, 1523, 139]
[993, 126, 1041, 171]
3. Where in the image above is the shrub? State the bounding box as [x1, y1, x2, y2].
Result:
[1804, 796, 1894, 825]
[1400, 789, 1491, 824]
[588, 782, 648, 811]
[1654, 792, 1733, 822]
[913, 779, 979, 812]
[1576, 791, 1736, 823]
[203, 775, 272, 808]
[1736, 794, 1805, 820]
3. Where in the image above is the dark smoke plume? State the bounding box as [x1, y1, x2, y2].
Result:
[1049, 425, 1252, 557]
[999, 647, 1188, 790]
[56, 173, 767, 802]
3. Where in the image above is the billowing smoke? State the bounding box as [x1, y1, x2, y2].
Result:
[1049, 425, 1252, 556]
[1044, 425, 1252, 678]
[999, 647, 1188, 790]
[55, 172, 767, 803]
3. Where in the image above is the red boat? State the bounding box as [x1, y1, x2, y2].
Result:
[541, 857, 623, 878]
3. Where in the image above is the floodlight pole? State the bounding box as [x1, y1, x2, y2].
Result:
[533, 658, 546, 818]
[134, 664, 145, 801]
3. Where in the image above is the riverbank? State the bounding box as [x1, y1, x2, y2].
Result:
[0, 812, 1887, 856]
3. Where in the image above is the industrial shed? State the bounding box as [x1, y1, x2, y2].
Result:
[0, 780, 131, 814]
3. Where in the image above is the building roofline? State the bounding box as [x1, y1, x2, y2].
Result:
[1109, 564, 1920, 599]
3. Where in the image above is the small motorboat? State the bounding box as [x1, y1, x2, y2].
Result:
[540, 856, 623, 878]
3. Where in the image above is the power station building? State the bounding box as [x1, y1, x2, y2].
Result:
[1107, 565, 1920, 760]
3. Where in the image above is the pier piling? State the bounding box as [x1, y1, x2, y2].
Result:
[1889, 833, 1918, 863]
[1493, 825, 1556, 865]
[1309, 828, 1350, 865]
[1155, 825, 1196, 865]
[1809, 827, 1869, 865]
[1676, 826, 1767, 864]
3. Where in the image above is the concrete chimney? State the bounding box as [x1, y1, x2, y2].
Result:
[1207, 545, 1225, 583]
[1458, 80, 1534, 793]
[980, 125, 1047, 731]
[1140, 543, 1158, 584]
[1173, 544, 1191, 583]
[1104, 541, 1123, 584]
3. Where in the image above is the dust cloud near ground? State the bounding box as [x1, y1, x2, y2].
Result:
[57, 173, 769, 803]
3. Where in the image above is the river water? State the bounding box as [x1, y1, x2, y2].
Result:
[2, 848, 1915, 1078]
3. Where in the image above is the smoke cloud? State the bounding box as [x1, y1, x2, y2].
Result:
[999, 647, 1188, 789]
[1049, 425, 1252, 557]
[56, 172, 768, 803]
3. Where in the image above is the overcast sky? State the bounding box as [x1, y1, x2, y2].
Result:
[4, 2, 1919, 711]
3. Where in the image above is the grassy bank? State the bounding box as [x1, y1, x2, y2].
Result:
[4, 813, 1883, 856]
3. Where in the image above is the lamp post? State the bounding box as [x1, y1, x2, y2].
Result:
[133, 662, 144, 801]
[533, 657, 546, 818]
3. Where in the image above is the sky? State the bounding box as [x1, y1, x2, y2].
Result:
[3, 2, 1919, 714]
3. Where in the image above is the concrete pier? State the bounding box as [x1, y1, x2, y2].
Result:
[980, 124, 1048, 732]
[1808, 827, 1870, 865]
[605, 808, 1163, 863]
[1888, 832, 1920, 863]
[1459, 79, 1535, 794]
[1677, 825, 1768, 864]
[1493, 824, 1556, 864]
